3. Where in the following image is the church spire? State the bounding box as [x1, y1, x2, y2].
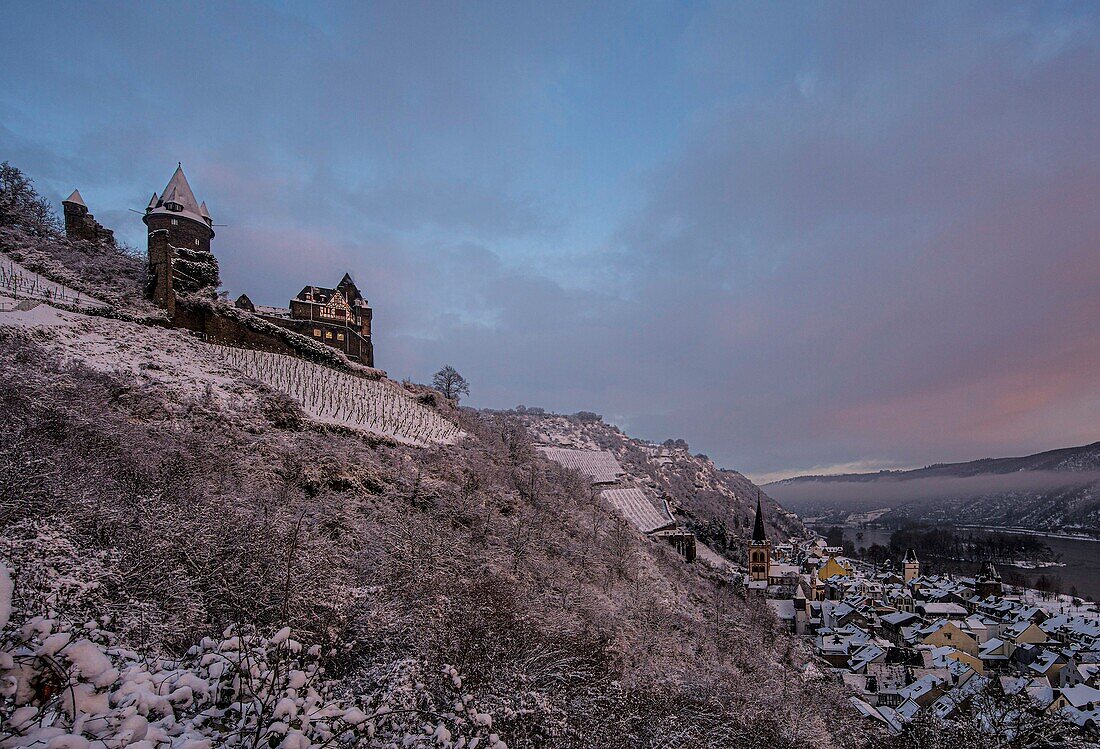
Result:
[752, 490, 768, 544]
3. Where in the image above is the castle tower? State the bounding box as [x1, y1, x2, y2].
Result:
[62, 190, 115, 244]
[62, 189, 88, 234]
[903, 547, 920, 584]
[976, 559, 1002, 598]
[748, 492, 771, 583]
[144, 164, 218, 315]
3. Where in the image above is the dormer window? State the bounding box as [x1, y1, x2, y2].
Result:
[165, 201, 183, 212]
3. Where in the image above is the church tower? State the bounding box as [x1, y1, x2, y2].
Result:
[903, 547, 920, 584]
[976, 559, 1002, 598]
[144, 164, 218, 315]
[748, 492, 771, 583]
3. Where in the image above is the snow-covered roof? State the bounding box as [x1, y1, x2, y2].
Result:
[539, 447, 624, 484]
[1060, 684, 1100, 709]
[767, 598, 796, 621]
[146, 164, 212, 230]
[599, 487, 675, 533]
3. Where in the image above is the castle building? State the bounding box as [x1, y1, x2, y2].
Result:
[62, 190, 115, 245]
[235, 273, 374, 366]
[748, 494, 772, 583]
[903, 547, 920, 583]
[138, 163, 375, 367]
[143, 164, 219, 315]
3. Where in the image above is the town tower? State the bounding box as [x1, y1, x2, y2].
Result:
[903, 547, 920, 583]
[144, 164, 218, 315]
[748, 493, 771, 583]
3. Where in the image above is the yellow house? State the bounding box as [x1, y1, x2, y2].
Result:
[944, 648, 984, 674]
[817, 556, 852, 582]
[921, 621, 979, 657]
[1005, 622, 1047, 646]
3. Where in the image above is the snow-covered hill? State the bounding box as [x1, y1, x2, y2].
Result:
[0, 299, 461, 445]
[0, 220, 864, 749]
[512, 411, 807, 561]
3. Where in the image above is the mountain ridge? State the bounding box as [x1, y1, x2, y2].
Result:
[767, 441, 1100, 486]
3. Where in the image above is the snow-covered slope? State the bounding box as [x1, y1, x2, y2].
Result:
[0, 301, 460, 445]
[1, 255, 107, 309]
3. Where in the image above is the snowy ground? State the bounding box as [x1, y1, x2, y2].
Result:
[0, 301, 461, 445]
[0, 256, 107, 309]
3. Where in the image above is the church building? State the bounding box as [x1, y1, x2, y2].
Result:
[748, 494, 772, 585]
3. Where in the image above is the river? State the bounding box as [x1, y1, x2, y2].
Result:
[812, 524, 1100, 600]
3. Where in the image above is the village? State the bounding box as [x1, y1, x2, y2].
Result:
[747, 506, 1100, 734]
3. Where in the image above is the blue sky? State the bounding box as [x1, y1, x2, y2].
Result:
[3, 1, 1098, 480]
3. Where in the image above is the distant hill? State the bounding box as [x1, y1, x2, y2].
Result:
[765, 442, 1100, 536]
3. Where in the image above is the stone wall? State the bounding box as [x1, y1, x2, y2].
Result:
[172, 300, 305, 358]
[171, 297, 383, 378]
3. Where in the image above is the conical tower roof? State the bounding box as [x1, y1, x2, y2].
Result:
[64, 189, 86, 207]
[752, 491, 768, 544]
[146, 192, 159, 210]
[145, 164, 212, 234]
[160, 164, 201, 214]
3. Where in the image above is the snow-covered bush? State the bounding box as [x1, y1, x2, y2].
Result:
[0, 563, 504, 749]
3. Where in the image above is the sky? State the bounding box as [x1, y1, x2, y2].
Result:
[2, 1, 1098, 482]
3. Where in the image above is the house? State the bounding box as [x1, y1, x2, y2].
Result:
[1003, 620, 1049, 647]
[918, 620, 980, 657]
[237, 272, 375, 366]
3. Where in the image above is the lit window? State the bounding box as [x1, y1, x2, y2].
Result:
[171, 219, 179, 225]
[325, 331, 333, 339]
[313, 329, 321, 337]
[194, 239, 200, 246]
[337, 333, 344, 341]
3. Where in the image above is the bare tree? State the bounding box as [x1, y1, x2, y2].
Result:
[432, 364, 470, 402]
[0, 162, 60, 237]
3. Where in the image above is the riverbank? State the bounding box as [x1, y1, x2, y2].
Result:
[810, 522, 1100, 600]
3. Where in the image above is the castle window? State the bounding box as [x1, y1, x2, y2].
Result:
[313, 329, 321, 337]
[194, 239, 200, 246]
[325, 331, 333, 339]
[171, 219, 179, 225]
[337, 333, 344, 341]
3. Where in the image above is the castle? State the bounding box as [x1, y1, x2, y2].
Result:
[66, 164, 374, 367]
[234, 275, 373, 366]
